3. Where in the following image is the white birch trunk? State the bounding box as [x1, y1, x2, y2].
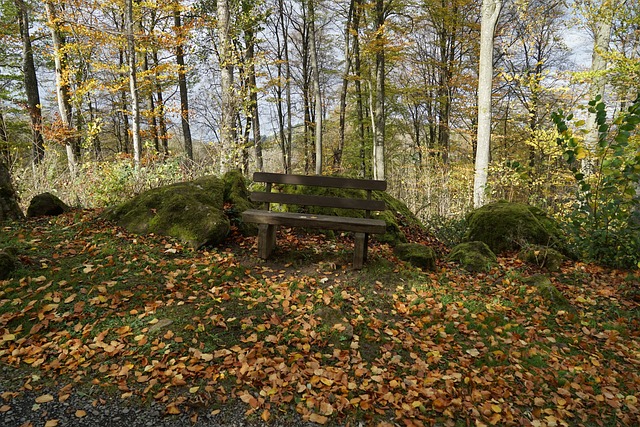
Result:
[218, 0, 236, 173]
[309, 1, 323, 175]
[473, 0, 502, 208]
[126, 0, 141, 169]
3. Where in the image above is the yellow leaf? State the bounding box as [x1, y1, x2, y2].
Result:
[1, 334, 16, 342]
[261, 409, 270, 422]
[35, 394, 54, 404]
[491, 404, 502, 413]
[166, 405, 181, 415]
[75, 410, 87, 418]
[309, 413, 328, 424]
[189, 386, 200, 394]
[466, 348, 480, 357]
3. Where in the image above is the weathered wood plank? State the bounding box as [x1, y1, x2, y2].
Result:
[242, 210, 386, 234]
[250, 192, 386, 211]
[253, 172, 387, 191]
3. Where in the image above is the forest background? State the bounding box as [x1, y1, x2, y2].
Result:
[0, 0, 639, 268]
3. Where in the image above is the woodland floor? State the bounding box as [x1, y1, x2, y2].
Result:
[1, 210, 639, 427]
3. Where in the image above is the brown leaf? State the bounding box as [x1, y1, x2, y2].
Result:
[75, 410, 87, 418]
[35, 394, 54, 404]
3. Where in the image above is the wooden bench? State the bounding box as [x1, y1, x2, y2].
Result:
[242, 172, 387, 269]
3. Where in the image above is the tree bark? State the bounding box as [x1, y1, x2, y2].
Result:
[373, 0, 385, 181]
[15, 0, 45, 165]
[45, 1, 78, 176]
[473, 0, 502, 208]
[582, 2, 614, 176]
[308, 0, 323, 175]
[126, 0, 141, 168]
[218, 0, 237, 173]
[152, 50, 169, 156]
[245, 26, 262, 172]
[335, 0, 356, 171]
[174, 3, 193, 161]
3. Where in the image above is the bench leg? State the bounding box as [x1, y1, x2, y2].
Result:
[353, 233, 368, 269]
[258, 224, 277, 259]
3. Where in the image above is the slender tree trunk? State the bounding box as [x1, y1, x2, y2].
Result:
[174, 3, 193, 161]
[15, 0, 45, 165]
[126, 0, 141, 168]
[353, 0, 365, 176]
[142, 53, 160, 153]
[45, 1, 78, 176]
[373, 0, 385, 181]
[473, 0, 502, 208]
[308, 0, 323, 175]
[583, 3, 614, 176]
[0, 112, 9, 164]
[218, 0, 237, 173]
[152, 50, 168, 156]
[245, 28, 262, 172]
[335, 0, 355, 171]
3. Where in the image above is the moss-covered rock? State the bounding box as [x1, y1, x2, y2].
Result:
[448, 241, 497, 273]
[524, 274, 573, 310]
[519, 245, 565, 272]
[105, 176, 230, 248]
[27, 192, 69, 218]
[394, 243, 437, 271]
[275, 183, 423, 245]
[464, 201, 565, 254]
[222, 170, 257, 235]
[0, 249, 17, 280]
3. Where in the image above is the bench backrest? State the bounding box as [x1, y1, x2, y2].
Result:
[250, 172, 386, 215]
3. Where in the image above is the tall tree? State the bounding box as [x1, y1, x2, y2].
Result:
[218, 0, 238, 172]
[45, 0, 78, 176]
[126, 0, 142, 168]
[473, 0, 502, 208]
[174, 1, 194, 160]
[14, 0, 45, 164]
[308, 0, 323, 175]
[372, 0, 386, 180]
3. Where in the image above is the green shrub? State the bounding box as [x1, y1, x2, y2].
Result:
[552, 95, 640, 268]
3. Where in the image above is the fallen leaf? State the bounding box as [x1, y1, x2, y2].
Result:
[44, 420, 59, 427]
[35, 394, 54, 404]
[75, 409, 87, 418]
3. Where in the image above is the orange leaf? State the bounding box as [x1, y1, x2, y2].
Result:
[309, 413, 328, 424]
[261, 409, 271, 422]
[44, 420, 59, 427]
[75, 410, 87, 418]
[35, 394, 54, 404]
[166, 405, 181, 415]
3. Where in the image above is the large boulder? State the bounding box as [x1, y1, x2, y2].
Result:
[448, 241, 497, 273]
[464, 201, 565, 254]
[27, 192, 69, 218]
[105, 175, 234, 248]
[518, 245, 565, 272]
[394, 243, 437, 271]
[223, 169, 257, 235]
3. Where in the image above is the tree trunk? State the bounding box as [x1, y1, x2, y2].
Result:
[245, 27, 262, 172]
[174, 3, 193, 161]
[308, 0, 323, 175]
[45, 1, 78, 176]
[582, 3, 614, 176]
[126, 0, 141, 168]
[15, 0, 45, 165]
[152, 50, 168, 156]
[473, 0, 502, 208]
[335, 0, 356, 171]
[353, 0, 365, 176]
[373, 0, 385, 181]
[218, 0, 237, 173]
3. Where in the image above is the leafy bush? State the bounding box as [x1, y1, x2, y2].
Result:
[552, 95, 640, 268]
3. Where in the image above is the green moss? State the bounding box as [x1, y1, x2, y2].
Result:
[104, 176, 230, 248]
[394, 243, 437, 271]
[519, 245, 565, 272]
[524, 274, 573, 310]
[448, 241, 497, 273]
[465, 201, 565, 254]
[222, 170, 257, 235]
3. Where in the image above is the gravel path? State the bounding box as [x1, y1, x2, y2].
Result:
[0, 388, 318, 427]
